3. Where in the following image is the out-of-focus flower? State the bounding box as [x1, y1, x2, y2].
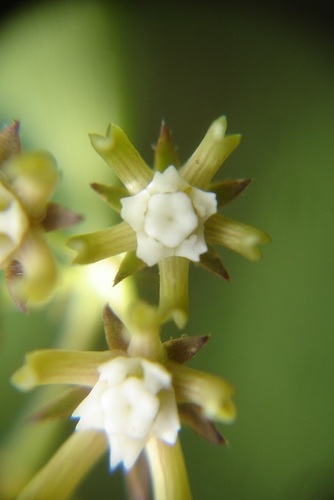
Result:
[0, 121, 82, 311]
[12, 302, 235, 498]
[68, 118, 269, 327]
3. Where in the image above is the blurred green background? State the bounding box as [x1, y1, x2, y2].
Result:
[1, 1, 334, 499]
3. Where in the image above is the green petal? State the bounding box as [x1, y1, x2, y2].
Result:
[205, 213, 270, 261]
[68, 221, 137, 264]
[153, 121, 180, 172]
[5, 228, 57, 312]
[209, 178, 251, 208]
[90, 182, 129, 214]
[113, 250, 146, 285]
[5, 151, 59, 220]
[90, 125, 153, 195]
[12, 349, 114, 390]
[164, 335, 209, 364]
[158, 257, 189, 329]
[17, 430, 107, 500]
[180, 116, 241, 188]
[169, 361, 236, 423]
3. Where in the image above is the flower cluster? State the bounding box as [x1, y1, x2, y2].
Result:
[8, 117, 269, 499]
[0, 121, 81, 311]
[68, 118, 269, 326]
[12, 302, 235, 496]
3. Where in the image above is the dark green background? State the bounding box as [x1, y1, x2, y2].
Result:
[0, 1, 333, 499]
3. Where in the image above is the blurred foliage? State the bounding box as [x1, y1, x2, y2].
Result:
[1, 1, 334, 499]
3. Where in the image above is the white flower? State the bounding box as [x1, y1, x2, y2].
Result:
[120, 165, 217, 266]
[0, 182, 29, 265]
[72, 356, 180, 470]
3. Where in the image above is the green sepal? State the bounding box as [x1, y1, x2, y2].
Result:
[30, 387, 90, 422]
[90, 124, 153, 195]
[169, 361, 236, 423]
[103, 304, 129, 352]
[153, 121, 180, 172]
[205, 213, 270, 261]
[90, 182, 128, 214]
[164, 335, 209, 364]
[209, 178, 251, 208]
[158, 257, 189, 329]
[178, 403, 226, 445]
[198, 246, 230, 281]
[180, 116, 241, 188]
[11, 349, 115, 390]
[67, 221, 137, 264]
[113, 250, 146, 286]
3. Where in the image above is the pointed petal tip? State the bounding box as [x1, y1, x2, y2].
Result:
[90, 133, 113, 153]
[164, 334, 210, 364]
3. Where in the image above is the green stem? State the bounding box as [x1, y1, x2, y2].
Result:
[17, 430, 107, 500]
[145, 438, 192, 500]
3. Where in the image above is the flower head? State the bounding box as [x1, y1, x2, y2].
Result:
[68, 117, 269, 326]
[0, 121, 82, 311]
[73, 355, 180, 469]
[12, 302, 235, 494]
[121, 165, 217, 266]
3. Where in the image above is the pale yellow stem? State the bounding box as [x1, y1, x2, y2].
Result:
[17, 430, 107, 500]
[145, 438, 192, 500]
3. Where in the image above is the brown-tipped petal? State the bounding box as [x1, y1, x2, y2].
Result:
[164, 335, 210, 364]
[158, 257, 189, 329]
[113, 251, 146, 286]
[178, 403, 226, 445]
[42, 202, 83, 232]
[205, 213, 270, 261]
[68, 221, 137, 264]
[209, 178, 252, 208]
[30, 387, 90, 422]
[180, 117, 241, 189]
[198, 246, 230, 281]
[90, 182, 128, 214]
[0, 121, 21, 164]
[103, 304, 129, 352]
[90, 125, 153, 195]
[153, 121, 180, 172]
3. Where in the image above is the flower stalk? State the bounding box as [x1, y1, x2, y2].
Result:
[4, 115, 270, 499]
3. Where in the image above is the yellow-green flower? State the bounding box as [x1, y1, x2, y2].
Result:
[68, 117, 269, 326]
[0, 121, 81, 311]
[12, 302, 235, 499]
